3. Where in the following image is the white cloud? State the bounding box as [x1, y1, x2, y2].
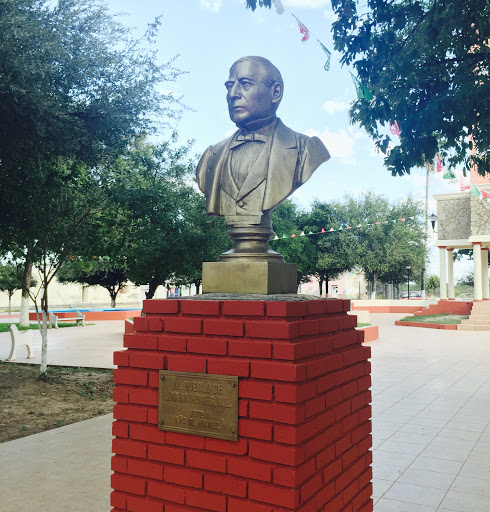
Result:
[305, 126, 367, 165]
[200, 0, 222, 12]
[322, 100, 351, 114]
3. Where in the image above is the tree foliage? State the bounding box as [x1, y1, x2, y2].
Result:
[57, 258, 128, 307]
[271, 200, 317, 284]
[0, 262, 36, 313]
[301, 201, 358, 294]
[426, 275, 440, 290]
[246, 0, 490, 176]
[0, 0, 183, 173]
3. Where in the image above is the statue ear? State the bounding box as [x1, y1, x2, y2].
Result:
[271, 83, 283, 105]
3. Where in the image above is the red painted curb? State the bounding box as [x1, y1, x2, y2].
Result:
[395, 321, 458, 330]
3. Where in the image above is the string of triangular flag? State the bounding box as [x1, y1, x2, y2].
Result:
[272, 0, 372, 101]
[270, 216, 415, 241]
[429, 155, 490, 198]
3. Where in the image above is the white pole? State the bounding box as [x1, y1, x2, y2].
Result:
[439, 246, 447, 299]
[481, 248, 489, 300]
[447, 249, 455, 299]
[473, 243, 483, 301]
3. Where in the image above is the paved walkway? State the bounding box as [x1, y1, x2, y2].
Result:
[1, 314, 489, 511]
[0, 320, 124, 368]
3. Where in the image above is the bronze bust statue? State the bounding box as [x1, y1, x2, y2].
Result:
[196, 56, 330, 268]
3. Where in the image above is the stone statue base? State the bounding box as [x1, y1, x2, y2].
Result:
[202, 261, 298, 294]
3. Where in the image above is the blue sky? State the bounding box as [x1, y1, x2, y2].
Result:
[104, 0, 471, 279]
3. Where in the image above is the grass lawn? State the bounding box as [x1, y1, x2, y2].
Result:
[399, 313, 469, 325]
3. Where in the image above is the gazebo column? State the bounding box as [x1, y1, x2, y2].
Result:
[482, 248, 489, 300]
[439, 246, 447, 299]
[473, 242, 483, 301]
[447, 248, 455, 300]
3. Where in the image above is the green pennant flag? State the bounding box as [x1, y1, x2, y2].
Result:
[282, 234, 287, 239]
[443, 169, 456, 180]
[318, 40, 331, 71]
[308, 230, 314, 235]
[350, 72, 374, 100]
[470, 183, 482, 197]
[392, 219, 397, 223]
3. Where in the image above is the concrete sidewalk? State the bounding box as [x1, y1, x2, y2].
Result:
[0, 320, 124, 368]
[1, 314, 490, 511]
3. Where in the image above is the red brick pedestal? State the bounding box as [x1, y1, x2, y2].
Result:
[111, 298, 373, 512]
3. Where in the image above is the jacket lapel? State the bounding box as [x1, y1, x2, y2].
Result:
[262, 120, 299, 211]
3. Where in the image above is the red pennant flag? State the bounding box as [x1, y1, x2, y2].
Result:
[401, 217, 406, 221]
[481, 189, 490, 199]
[460, 177, 470, 191]
[436, 156, 442, 172]
[292, 14, 310, 42]
[320, 228, 326, 233]
[291, 234, 296, 237]
[389, 121, 401, 138]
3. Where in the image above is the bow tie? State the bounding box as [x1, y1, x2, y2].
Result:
[235, 132, 268, 143]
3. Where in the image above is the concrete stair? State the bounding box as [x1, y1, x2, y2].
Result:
[458, 301, 490, 331]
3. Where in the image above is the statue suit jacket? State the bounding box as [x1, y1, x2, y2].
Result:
[196, 119, 330, 222]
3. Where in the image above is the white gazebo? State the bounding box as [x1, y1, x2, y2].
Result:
[433, 182, 490, 301]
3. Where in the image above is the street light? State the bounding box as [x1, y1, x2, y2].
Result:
[428, 213, 437, 232]
[406, 265, 411, 298]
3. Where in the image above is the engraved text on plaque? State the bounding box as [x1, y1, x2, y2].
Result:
[158, 371, 238, 441]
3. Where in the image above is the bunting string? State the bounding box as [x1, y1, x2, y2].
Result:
[267, 3, 373, 102]
[292, 14, 310, 42]
[270, 216, 415, 242]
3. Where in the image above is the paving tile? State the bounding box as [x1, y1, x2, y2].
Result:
[384, 482, 447, 507]
[450, 475, 490, 496]
[374, 449, 418, 469]
[372, 478, 395, 498]
[379, 440, 426, 456]
[410, 456, 464, 475]
[398, 468, 456, 490]
[372, 464, 405, 481]
[439, 490, 490, 511]
[373, 497, 437, 511]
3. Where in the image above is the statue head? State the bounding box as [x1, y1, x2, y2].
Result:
[225, 56, 284, 131]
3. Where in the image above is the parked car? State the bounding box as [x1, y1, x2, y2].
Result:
[399, 291, 427, 300]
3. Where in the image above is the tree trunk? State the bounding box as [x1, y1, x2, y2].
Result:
[8, 292, 13, 315]
[325, 274, 329, 298]
[146, 279, 159, 300]
[19, 256, 33, 327]
[110, 294, 116, 308]
[318, 279, 323, 296]
[40, 288, 49, 376]
[370, 275, 376, 300]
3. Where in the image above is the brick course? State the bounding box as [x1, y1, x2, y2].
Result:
[112, 298, 372, 512]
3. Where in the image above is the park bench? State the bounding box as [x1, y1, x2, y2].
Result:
[49, 311, 85, 329]
[6, 324, 35, 361]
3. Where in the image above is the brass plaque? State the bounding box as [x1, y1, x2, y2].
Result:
[158, 371, 238, 441]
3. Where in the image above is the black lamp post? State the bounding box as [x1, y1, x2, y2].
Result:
[428, 213, 437, 232]
[406, 265, 411, 298]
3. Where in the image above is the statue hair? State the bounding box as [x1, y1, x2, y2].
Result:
[233, 56, 284, 89]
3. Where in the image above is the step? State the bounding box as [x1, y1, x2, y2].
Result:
[460, 319, 490, 326]
[468, 315, 490, 321]
[458, 324, 490, 331]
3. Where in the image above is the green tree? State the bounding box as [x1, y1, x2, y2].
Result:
[94, 139, 228, 299]
[271, 200, 317, 286]
[57, 258, 128, 308]
[171, 193, 230, 294]
[0, 263, 37, 314]
[245, 0, 490, 176]
[0, 1, 184, 375]
[338, 193, 424, 298]
[301, 201, 358, 296]
[426, 275, 440, 291]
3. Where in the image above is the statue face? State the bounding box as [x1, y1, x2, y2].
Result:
[225, 60, 276, 127]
